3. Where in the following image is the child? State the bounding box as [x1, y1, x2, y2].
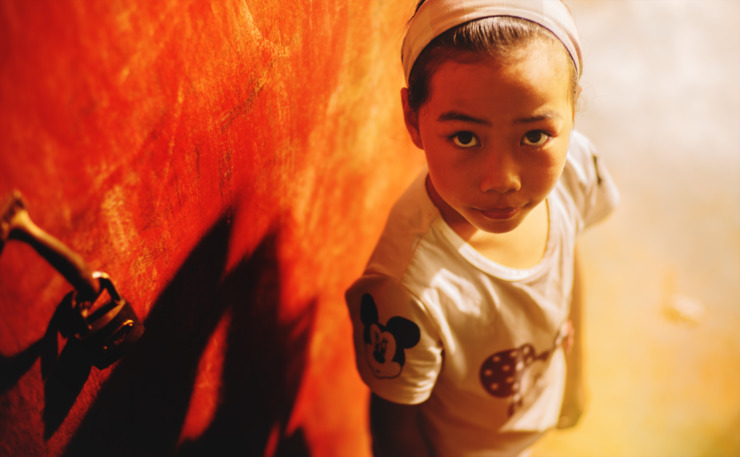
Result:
[346, 0, 619, 456]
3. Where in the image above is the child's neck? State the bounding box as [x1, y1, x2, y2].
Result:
[466, 202, 549, 269]
[427, 178, 550, 270]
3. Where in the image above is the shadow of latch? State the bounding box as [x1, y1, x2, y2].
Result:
[1, 190, 144, 369]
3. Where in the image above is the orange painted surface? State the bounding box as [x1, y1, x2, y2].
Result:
[0, 1, 422, 456]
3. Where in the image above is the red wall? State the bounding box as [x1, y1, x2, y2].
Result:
[0, 1, 422, 456]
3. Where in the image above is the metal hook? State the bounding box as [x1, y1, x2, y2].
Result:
[2, 190, 144, 368]
[1, 190, 100, 301]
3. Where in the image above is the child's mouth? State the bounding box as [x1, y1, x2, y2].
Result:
[479, 207, 519, 220]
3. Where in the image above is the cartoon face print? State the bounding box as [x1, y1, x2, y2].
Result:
[479, 344, 551, 416]
[360, 293, 421, 379]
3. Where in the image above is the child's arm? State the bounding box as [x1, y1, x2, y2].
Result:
[370, 393, 434, 457]
[558, 246, 587, 429]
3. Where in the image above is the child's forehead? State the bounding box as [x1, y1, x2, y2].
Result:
[429, 44, 571, 93]
[423, 51, 573, 117]
[436, 37, 569, 72]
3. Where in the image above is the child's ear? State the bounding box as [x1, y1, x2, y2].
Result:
[401, 87, 424, 149]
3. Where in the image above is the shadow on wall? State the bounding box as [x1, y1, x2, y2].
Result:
[0, 212, 316, 457]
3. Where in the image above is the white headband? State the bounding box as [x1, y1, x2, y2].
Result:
[401, 0, 582, 84]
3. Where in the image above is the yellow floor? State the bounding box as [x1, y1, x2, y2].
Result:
[532, 2, 740, 456]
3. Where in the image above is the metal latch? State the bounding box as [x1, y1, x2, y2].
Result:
[1, 190, 144, 368]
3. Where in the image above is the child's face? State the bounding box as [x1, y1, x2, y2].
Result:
[403, 41, 576, 235]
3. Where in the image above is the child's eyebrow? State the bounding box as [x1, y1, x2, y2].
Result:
[437, 111, 491, 125]
[513, 111, 562, 124]
[437, 110, 562, 125]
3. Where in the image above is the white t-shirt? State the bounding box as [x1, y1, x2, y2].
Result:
[346, 130, 619, 456]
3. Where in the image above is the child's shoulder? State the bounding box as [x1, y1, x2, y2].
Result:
[364, 170, 448, 281]
[560, 130, 620, 229]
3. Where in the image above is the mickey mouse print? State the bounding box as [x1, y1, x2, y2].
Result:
[360, 293, 421, 379]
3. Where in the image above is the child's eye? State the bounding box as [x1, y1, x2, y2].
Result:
[450, 131, 480, 148]
[521, 130, 550, 147]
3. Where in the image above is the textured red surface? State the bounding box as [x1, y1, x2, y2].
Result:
[0, 1, 421, 456]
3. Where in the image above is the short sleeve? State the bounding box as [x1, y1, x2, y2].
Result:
[346, 274, 443, 405]
[561, 131, 620, 230]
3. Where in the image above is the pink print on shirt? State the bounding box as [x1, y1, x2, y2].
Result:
[479, 341, 557, 416]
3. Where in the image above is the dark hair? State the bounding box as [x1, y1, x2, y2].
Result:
[406, 2, 579, 112]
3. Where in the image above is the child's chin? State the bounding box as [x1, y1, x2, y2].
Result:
[474, 222, 521, 234]
[469, 214, 525, 234]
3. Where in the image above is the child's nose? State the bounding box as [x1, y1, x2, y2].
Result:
[479, 150, 521, 194]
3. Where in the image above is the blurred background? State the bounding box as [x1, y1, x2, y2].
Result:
[0, 1, 738, 457]
[533, 1, 740, 456]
